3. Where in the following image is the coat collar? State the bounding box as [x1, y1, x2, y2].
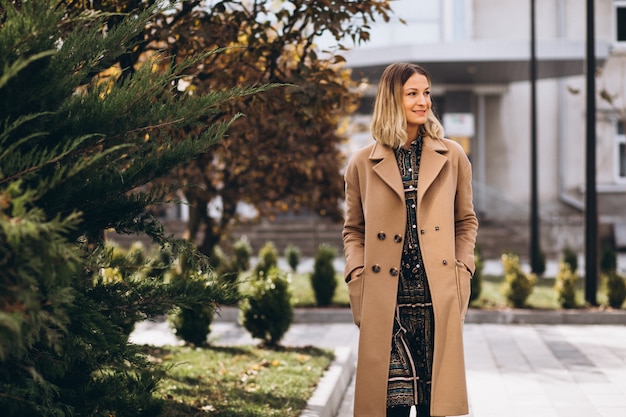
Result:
[369, 136, 449, 202]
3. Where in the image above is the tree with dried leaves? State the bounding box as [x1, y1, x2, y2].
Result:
[67, 0, 394, 256]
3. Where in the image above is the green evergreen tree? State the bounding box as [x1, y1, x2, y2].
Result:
[0, 1, 269, 415]
[240, 267, 293, 347]
[253, 241, 280, 278]
[310, 244, 338, 307]
[285, 243, 301, 273]
[501, 252, 537, 308]
[606, 271, 626, 309]
[555, 261, 578, 309]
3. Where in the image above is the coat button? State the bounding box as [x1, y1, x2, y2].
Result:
[377, 232, 386, 240]
[389, 268, 399, 276]
[435, 226, 440, 231]
[420, 229, 425, 234]
[394, 234, 402, 243]
[372, 264, 381, 273]
[442, 260, 447, 265]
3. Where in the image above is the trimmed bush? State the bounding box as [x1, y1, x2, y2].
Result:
[253, 241, 279, 278]
[240, 267, 293, 347]
[600, 243, 617, 274]
[561, 246, 578, 273]
[606, 271, 626, 309]
[310, 244, 338, 307]
[501, 253, 536, 308]
[232, 236, 252, 272]
[171, 306, 214, 346]
[213, 237, 252, 305]
[169, 250, 238, 345]
[555, 261, 578, 309]
[285, 244, 301, 273]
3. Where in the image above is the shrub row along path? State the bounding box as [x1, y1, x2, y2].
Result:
[131, 307, 626, 417]
[131, 256, 626, 417]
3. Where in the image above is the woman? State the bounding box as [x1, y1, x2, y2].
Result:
[342, 63, 478, 417]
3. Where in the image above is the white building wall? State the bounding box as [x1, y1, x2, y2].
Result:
[474, 0, 622, 213]
[473, 0, 529, 40]
[537, 79, 562, 205]
[561, 74, 587, 192]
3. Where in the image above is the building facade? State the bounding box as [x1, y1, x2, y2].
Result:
[341, 0, 626, 255]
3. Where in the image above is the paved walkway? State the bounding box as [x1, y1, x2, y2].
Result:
[131, 317, 626, 417]
[464, 324, 626, 417]
[322, 323, 626, 417]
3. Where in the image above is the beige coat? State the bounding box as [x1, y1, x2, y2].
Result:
[342, 136, 478, 417]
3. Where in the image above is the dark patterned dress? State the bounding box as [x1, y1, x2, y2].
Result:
[386, 137, 435, 410]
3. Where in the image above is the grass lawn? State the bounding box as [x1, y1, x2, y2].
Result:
[238, 271, 350, 308]
[253, 269, 615, 310]
[471, 273, 611, 310]
[147, 344, 334, 417]
[270, 268, 616, 310]
[289, 272, 349, 308]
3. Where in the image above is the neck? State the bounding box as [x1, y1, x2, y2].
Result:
[405, 127, 420, 148]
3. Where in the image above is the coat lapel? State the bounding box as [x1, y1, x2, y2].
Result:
[418, 136, 448, 201]
[369, 142, 404, 201]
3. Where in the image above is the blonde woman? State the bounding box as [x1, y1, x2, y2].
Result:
[342, 63, 478, 417]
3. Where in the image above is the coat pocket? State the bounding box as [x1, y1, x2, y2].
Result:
[455, 260, 472, 321]
[347, 267, 365, 327]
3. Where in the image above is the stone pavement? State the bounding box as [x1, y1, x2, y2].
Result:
[130, 310, 626, 417]
[463, 323, 626, 417]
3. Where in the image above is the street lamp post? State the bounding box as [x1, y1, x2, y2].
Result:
[585, 0, 598, 305]
[530, 0, 541, 274]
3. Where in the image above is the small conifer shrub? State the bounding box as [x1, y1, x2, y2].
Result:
[284, 244, 301, 273]
[253, 241, 279, 277]
[606, 271, 626, 309]
[240, 267, 293, 347]
[600, 243, 617, 274]
[501, 252, 536, 308]
[171, 306, 214, 346]
[554, 261, 578, 309]
[310, 244, 338, 307]
[213, 237, 252, 305]
[232, 236, 253, 272]
[169, 251, 238, 345]
[561, 246, 578, 273]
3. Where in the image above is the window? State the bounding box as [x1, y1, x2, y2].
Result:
[617, 121, 626, 181]
[447, 0, 472, 41]
[616, 1, 626, 43]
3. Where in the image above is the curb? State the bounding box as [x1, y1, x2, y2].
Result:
[465, 308, 626, 325]
[215, 306, 626, 325]
[214, 306, 354, 324]
[300, 346, 356, 417]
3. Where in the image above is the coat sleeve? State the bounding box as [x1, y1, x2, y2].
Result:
[453, 144, 479, 275]
[342, 156, 365, 282]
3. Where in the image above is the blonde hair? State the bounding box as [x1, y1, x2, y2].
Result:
[370, 63, 445, 148]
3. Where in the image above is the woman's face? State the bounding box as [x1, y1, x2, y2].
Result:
[402, 72, 431, 129]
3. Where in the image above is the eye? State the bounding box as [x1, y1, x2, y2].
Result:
[424, 91, 431, 96]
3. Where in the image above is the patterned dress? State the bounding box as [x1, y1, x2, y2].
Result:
[386, 137, 435, 410]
